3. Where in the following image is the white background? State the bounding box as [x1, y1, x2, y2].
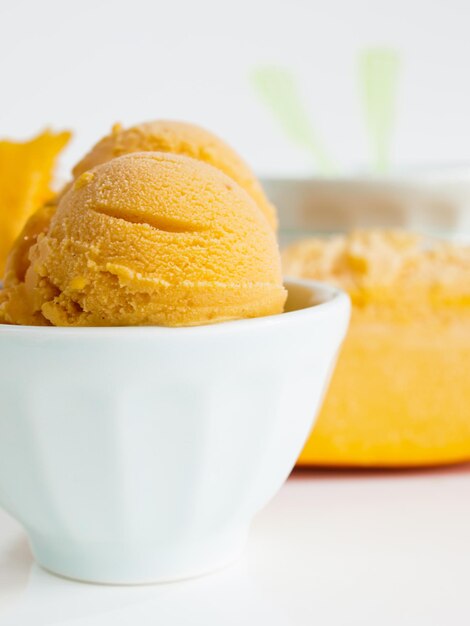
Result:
[1, 0, 470, 176]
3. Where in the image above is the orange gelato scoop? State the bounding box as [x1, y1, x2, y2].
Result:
[2, 152, 285, 327]
[72, 120, 277, 230]
[0, 202, 56, 325]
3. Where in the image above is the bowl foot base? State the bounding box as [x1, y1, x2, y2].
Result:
[28, 526, 248, 585]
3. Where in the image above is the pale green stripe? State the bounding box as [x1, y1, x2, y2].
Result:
[359, 48, 401, 174]
[250, 66, 335, 175]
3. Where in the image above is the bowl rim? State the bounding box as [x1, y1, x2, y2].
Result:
[0, 278, 349, 337]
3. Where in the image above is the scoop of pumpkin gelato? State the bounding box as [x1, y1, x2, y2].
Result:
[73, 120, 277, 229]
[0, 202, 56, 325]
[1, 152, 285, 326]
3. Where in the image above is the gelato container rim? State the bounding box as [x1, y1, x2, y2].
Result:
[261, 164, 470, 186]
[262, 173, 470, 242]
[0, 278, 348, 335]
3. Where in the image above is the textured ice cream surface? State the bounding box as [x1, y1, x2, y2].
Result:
[1, 152, 285, 327]
[283, 229, 470, 314]
[0, 202, 56, 325]
[72, 120, 277, 230]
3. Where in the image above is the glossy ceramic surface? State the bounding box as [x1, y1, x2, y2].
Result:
[0, 279, 350, 584]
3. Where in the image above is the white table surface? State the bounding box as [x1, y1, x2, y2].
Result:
[1, 466, 470, 626]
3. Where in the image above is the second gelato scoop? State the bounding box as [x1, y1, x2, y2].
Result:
[72, 120, 277, 229]
[22, 152, 286, 326]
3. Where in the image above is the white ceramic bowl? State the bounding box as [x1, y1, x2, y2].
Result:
[0, 278, 350, 584]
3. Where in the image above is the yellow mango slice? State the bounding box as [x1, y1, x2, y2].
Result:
[0, 130, 70, 277]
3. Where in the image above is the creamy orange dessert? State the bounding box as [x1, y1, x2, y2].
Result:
[1, 121, 283, 327]
[73, 120, 277, 230]
[283, 230, 470, 466]
[1, 151, 285, 327]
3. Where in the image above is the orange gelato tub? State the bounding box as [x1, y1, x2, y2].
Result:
[283, 230, 470, 467]
[267, 176, 470, 467]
